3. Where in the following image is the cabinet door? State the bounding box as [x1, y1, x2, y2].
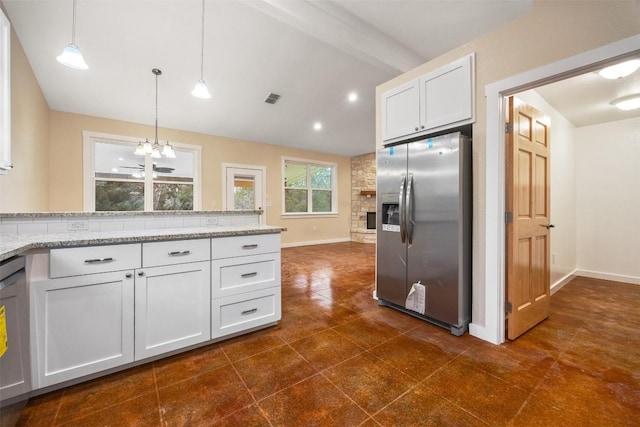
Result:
[0, 272, 30, 400]
[381, 79, 420, 141]
[419, 54, 473, 131]
[31, 271, 134, 388]
[134, 261, 211, 360]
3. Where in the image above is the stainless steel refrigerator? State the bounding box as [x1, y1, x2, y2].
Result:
[376, 132, 471, 335]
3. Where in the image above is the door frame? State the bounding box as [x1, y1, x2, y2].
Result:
[221, 163, 267, 225]
[476, 34, 640, 345]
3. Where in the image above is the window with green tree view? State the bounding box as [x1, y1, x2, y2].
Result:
[283, 158, 336, 214]
[89, 138, 200, 211]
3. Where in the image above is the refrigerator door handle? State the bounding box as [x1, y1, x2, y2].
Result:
[399, 174, 406, 243]
[406, 173, 414, 244]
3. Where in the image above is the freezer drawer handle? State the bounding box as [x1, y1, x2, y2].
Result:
[241, 308, 258, 315]
[84, 257, 114, 264]
[242, 244, 259, 249]
[241, 272, 258, 278]
[168, 250, 191, 256]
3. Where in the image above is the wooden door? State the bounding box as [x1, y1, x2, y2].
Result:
[506, 96, 551, 340]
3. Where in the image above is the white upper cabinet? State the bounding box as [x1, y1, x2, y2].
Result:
[381, 54, 475, 143]
[381, 79, 420, 141]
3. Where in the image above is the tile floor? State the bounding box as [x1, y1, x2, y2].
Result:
[10, 242, 640, 426]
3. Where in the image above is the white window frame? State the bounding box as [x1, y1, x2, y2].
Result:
[281, 156, 338, 218]
[82, 131, 202, 211]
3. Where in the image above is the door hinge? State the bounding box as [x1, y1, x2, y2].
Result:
[505, 212, 513, 223]
[505, 301, 512, 314]
[505, 122, 513, 133]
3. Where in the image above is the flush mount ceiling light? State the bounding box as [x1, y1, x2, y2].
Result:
[313, 122, 323, 131]
[611, 94, 640, 111]
[56, 0, 88, 70]
[136, 69, 176, 158]
[598, 59, 640, 79]
[191, 0, 211, 99]
[348, 92, 358, 102]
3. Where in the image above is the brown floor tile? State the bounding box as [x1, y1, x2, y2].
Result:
[233, 344, 318, 400]
[259, 374, 369, 426]
[405, 323, 480, 356]
[363, 305, 427, 333]
[369, 334, 455, 381]
[220, 329, 286, 362]
[15, 390, 64, 427]
[153, 343, 229, 388]
[270, 304, 334, 343]
[374, 384, 488, 427]
[421, 358, 529, 426]
[216, 404, 271, 427]
[323, 352, 416, 415]
[290, 328, 364, 371]
[513, 362, 640, 426]
[57, 392, 160, 427]
[157, 364, 253, 425]
[333, 317, 401, 350]
[55, 364, 156, 424]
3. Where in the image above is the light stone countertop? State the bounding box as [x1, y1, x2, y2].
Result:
[0, 225, 285, 262]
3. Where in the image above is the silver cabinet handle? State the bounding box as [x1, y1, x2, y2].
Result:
[241, 272, 258, 278]
[168, 250, 191, 256]
[242, 244, 258, 250]
[414, 127, 419, 131]
[125, 273, 132, 278]
[138, 271, 144, 277]
[241, 308, 258, 315]
[84, 257, 114, 264]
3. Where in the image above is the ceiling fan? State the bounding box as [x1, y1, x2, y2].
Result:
[120, 163, 174, 174]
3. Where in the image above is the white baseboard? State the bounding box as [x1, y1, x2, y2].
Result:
[281, 237, 351, 248]
[551, 269, 577, 294]
[468, 323, 502, 345]
[575, 269, 640, 285]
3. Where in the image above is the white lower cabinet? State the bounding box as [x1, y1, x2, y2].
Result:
[31, 271, 135, 388]
[134, 261, 211, 360]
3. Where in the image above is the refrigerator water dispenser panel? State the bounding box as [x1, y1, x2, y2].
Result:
[382, 203, 400, 232]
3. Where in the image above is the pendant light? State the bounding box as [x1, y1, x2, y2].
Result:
[191, 0, 211, 99]
[57, 0, 88, 70]
[136, 69, 176, 158]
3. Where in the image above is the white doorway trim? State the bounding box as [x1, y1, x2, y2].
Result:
[476, 34, 640, 345]
[221, 163, 267, 224]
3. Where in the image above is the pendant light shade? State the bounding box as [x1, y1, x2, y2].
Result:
[57, 0, 88, 70]
[192, 0, 211, 99]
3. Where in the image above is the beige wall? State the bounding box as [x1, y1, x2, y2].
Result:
[48, 111, 351, 245]
[0, 4, 49, 212]
[375, 0, 640, 333]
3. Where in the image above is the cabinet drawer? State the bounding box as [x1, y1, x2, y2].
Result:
[50, 244, 141, 278]
[142, 239, 210, 267]
[211, 233, 280, 259]
[212, 287, 281, 339]
[212, 253, 280, 298]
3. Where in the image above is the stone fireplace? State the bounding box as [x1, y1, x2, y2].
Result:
[350, 152, 376, 244]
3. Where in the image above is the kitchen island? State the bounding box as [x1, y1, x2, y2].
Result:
[0, 210, 285, 400]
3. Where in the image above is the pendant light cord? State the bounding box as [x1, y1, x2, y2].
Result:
[199, 0, 205, 79]
[71, 0, 77, 44]
[154, 69, 160, 144]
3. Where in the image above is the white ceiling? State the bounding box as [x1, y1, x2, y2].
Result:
[2, 0, 533, 157]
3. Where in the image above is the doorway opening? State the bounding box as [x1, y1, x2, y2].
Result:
[222, 164, 267, 225]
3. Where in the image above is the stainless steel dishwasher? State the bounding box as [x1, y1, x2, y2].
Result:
[0, 256, 31, 425]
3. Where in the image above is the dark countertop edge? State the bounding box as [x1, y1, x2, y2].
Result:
[0, 210, 263, 219]
[0, 227, 286, 262]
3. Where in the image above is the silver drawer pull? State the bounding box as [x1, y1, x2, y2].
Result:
[242, 244, 258, 250]
[241, 308, 258, 315]
[84, 257, 114, 264]
[168, 250, 191, 256]
[241, 272, 258, 278]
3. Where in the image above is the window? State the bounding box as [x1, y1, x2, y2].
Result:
[282, 158, 337, 215]
[83, 131, 201, 211]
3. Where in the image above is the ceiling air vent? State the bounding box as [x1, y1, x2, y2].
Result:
[264, 93, 281, 104]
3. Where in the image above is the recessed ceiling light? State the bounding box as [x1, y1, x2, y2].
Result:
[111, 167, 118, 172]
[598, 59, 640, 79]
[611, 94, 640, 111]
[348, 92, 358, 102]
[313, 122, 322, 131]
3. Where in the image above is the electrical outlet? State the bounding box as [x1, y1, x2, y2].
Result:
[205, 217, 218, 226]
[312, 226, 317, 232]
[67, 221, 88, 231]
